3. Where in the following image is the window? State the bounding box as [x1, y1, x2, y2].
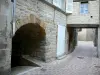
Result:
[80, 2, 88, 14]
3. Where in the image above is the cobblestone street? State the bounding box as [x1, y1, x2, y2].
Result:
[38, 41, 100, 75]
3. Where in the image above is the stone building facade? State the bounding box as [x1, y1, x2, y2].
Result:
[0, 0, 68, 74]
[11, 0, 70, 74]
[14, 0, 67, 62]
[0, 0, 100, 75]
[67, 0, 99, 24]
[67, 0, 99, 51]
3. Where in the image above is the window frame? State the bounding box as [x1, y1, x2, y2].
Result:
[80, 1, 88, 14]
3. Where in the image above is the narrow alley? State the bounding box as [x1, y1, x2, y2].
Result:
[37, 41, 100, 75]
[12, 41, 100, 75]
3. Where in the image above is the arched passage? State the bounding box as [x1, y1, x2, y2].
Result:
[11, 23, 46, 68]
[67, 24, 99, 57]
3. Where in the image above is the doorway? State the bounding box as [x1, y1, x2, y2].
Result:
[57, 25, 66, 58]
[11, 23, 46, 68]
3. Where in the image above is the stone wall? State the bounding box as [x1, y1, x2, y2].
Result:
[0, 0, 12, 75]
[86, 28, 95, 41]
[67, 0, 99, 24]
[94, 28, 98, 46]
[15, 0, 67, 62]
[78, 29, 87, 41]
[98, 0, 100, 58]
[78, 28, 95, 41]
[67, 26, 76, 53]
[98, 27, 100, 57]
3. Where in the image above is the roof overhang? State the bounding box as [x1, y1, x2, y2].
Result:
[67, 24, 99, 28]
[73, 0, 96, 2]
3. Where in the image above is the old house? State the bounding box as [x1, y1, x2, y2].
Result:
[67, 0, 100, 51]
[0, 0, 73, 75]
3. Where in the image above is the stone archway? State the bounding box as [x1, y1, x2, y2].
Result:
[67, 24, 99, 56]
[11, 15, 46, 68]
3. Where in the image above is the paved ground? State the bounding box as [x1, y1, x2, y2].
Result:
[13, 41, 100, 75]
[38, 41, 100, 75]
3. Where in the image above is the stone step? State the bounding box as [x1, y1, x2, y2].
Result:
[11, 66, 40, 75]
[22, 55, 46, 67]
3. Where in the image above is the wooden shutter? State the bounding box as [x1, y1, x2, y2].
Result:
[66, 0, 73, 13]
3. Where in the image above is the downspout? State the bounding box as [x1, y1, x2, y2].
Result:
[12, 0, 16, 36]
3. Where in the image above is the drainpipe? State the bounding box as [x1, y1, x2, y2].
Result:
[11, 0, 16, 36]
